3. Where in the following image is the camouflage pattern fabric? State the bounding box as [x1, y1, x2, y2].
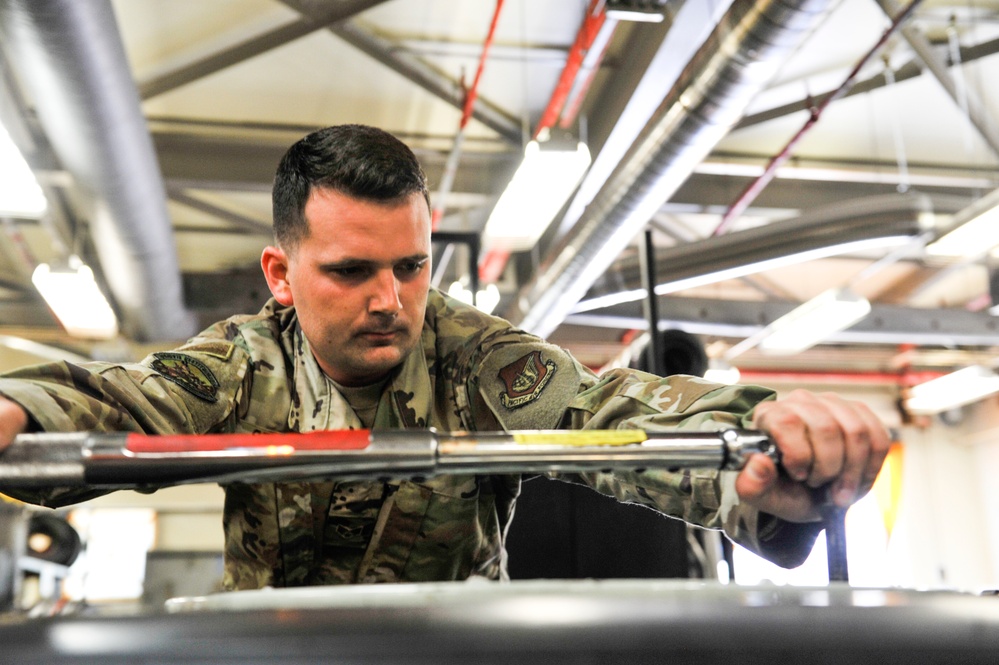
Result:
[0, 289, 821, 589]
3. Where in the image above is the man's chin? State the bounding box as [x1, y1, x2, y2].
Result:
[357, 348, 405, 377]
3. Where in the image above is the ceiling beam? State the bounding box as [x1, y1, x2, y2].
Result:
[876, 0, 999, 159]
[278, 0, 522, 144]
[736, 35, 999, 130]
[138, 0, 393, 99]
[566, 295, 999, 347]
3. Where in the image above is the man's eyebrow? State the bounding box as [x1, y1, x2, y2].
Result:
[401, 254, 430, 263]
[320, 254, 429, 268]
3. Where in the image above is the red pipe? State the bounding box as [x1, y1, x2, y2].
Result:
[480, 0, 608, 282]
[533, 0, 607, 138]
[432, 0, 505, 230]
[460, 0, 505, 130]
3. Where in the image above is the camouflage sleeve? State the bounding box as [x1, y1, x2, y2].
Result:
[562, 367, 822, 568]
[0, 334, 250, 507]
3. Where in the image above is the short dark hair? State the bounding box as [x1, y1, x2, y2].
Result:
[272, 124, 431, 248]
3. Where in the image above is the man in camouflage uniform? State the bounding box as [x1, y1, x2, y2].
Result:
[0, 125, 889, 590]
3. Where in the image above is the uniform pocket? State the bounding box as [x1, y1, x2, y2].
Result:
[357, 475, 496, 583]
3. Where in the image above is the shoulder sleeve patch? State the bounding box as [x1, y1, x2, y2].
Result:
[150, 352, 220, 402]
[498, 350, 556, 409]
[176, 340, 236, 361]
[479, 343, 581, 431]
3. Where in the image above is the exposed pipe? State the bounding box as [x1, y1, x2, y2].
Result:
[557, 10, 618, 130]
[0, 0, 198, 342]
[506, 0, 836, 338]
[478, 0, 612, 284]
[533, 0, 608, 140]
[713, 0, 923, 236]
[432, 0, 505, 230]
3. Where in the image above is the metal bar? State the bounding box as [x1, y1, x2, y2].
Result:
[329, 21, 522, 145]
[735, 36, 999, 130]
[167, 188, 272, 236]
[822, 505, 850, 582]
[639, 229, 664, 375]
[876, 0, 999, 159]
[139, 0, 392, 100]
[0, 428, 778, 489]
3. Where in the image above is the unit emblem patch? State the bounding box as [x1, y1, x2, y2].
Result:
[498, 350, 557, 409]
[151, 352, 220, 402]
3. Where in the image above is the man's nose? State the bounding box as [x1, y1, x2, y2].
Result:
[369, 269, 402, 315]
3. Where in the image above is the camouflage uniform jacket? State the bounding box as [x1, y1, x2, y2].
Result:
[0, 289, 820, 589]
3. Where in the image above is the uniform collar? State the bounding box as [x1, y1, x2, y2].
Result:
[290, 322, 432, 432]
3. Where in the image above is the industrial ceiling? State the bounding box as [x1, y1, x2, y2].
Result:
[0, 0, 998, 400]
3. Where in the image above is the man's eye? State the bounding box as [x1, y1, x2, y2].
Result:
[330, 266, 368, 279]
[395, 260, 426, 276]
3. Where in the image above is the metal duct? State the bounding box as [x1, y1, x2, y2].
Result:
[506, 0, 835, 337]
[0, 0, 197, 342]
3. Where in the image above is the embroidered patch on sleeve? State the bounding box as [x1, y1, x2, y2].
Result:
[177, 340, 235, 361]
[498, 350, 556, 409]
[151, 352, 220, 402]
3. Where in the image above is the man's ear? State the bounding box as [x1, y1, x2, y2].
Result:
[261, 245, 294, 306]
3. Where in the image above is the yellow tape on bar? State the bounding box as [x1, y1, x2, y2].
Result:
[512, 431, 648, 447]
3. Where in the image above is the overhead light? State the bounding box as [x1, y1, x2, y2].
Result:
[757, 288, 871, 355]
[447, 280, 500, 315]
[905, 365, 999, 414]
[0, 122, 47, 217]
[482, 139, 591, 253]
[605, 7, 665, 23]
[926, 188, 999, 257]
[32, 256, 119, 339]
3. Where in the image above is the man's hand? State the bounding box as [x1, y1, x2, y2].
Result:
[736, 389, 891, 523]
[0, 397, 29, 453]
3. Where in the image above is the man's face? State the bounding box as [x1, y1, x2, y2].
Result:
[263, 188, 431, 386]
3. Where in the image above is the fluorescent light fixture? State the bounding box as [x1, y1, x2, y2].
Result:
[0, 122, 47, 217]
[483, 139, 591, 252]
[926, 209, 999, 257]
[605, 8, 665, 23]
[926, 189, 999, 257]
[905, 365, 999, 414]
[448, 280, 500, 315]
[757, 288, 871, 355]
[32, 256, 119, 339]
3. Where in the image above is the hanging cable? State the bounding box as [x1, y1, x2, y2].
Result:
[883, 54, 911, 193]
[946, 14, 974, 156]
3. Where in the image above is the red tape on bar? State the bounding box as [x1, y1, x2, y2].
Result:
[124, 430, 372, 454]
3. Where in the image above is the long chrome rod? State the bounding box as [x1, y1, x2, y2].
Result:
[0, 428, 778, 489]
